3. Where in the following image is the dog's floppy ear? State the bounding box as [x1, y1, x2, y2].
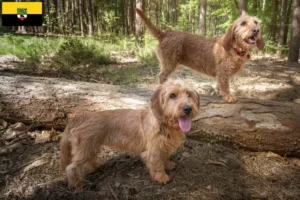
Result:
[256, 30, 265, 50]
[191, 89, 201, 109]
[223, 25, 234, 51]
[151, 86, 164, 121]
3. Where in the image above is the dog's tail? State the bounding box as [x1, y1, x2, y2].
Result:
[136, 8, 164, 41]
[60, 129, 72, 170]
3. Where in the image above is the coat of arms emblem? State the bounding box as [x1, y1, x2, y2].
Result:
[17, 8, 27, 20]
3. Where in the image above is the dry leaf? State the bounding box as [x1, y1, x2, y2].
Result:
[0, 119, 7, 128]
[3, 122, 27, 140]
[35, 128, 57, 143]
[267, 151, 286, 163]
[182, 152, 191, 157]
[8, 122, 27, 131]
[219, 158, 228, 164]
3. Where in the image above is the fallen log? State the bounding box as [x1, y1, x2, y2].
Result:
[0, 73, 300, 156]
[191, 96, 300, 157]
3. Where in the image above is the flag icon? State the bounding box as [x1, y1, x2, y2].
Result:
[2, 2, 43, 26]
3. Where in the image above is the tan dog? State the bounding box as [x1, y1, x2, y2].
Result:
[136, 9, 265, 103]
[60, 80, 200, 192]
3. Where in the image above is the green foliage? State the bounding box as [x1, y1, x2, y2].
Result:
[52, 38, 116, 72]
[136, 47, 159, 69]
[0, 34, 65, 68]
[104, 67, 140, 86]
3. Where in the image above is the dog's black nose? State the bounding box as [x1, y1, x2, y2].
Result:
[183, 105, 192, 115]
[252, 28, 259, 33]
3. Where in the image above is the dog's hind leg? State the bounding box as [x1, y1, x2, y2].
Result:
[157, 49, 178, 83]
[158, 61, 178, 83]
[66, 138, 98, 192]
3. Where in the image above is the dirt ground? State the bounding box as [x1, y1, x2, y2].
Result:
[0, 55, 300, 200]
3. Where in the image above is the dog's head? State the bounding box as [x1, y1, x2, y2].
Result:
[223, 12, 265, 51]
[151, 80, 200, 133]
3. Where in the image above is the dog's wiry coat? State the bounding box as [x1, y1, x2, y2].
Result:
[60, 81, 200, 191]
[136, 9, 265, 102]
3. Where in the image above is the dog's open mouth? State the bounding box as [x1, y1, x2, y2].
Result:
[177, 116, 192, 132]
[245, 36, 256, 45]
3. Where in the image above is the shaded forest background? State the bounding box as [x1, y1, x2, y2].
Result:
[0, 0, 299, 64]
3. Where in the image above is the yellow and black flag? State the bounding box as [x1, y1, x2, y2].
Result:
[2, 2, 43, 26]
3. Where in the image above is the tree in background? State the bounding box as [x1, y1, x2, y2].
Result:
[288, 0, 300, 63]
[199, 0, 207, 36]
[277, 0, 288, 58]
[87, 0, 93, 36]
[135, 0, 144, 47]
[239, 0, 247, 15]
[1, 0, 297, 60]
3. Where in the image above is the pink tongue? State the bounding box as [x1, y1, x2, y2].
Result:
[249, 37, 255, 43]
[178, 116, 192, 132]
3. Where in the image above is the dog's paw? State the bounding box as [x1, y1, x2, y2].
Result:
[153, 172, 170, 184]
[165, 160, 176, 170]
[223, 94, 237, 103]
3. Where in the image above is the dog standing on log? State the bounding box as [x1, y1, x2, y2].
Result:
[60, 80, 200, 192]
[136, 9, 265, 103]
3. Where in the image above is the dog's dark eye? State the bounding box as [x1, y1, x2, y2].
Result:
[170, 93, 176, 99]
[241, 22, 246, 26]
[187, 91, 191, 97]
[254, 21, 258, 25]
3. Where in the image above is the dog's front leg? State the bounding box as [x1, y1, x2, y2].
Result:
[162, 150, 176, 170]
[164, 160, 176, 170]
[216, 75, 237, 103]
[141, 150, 170, 184]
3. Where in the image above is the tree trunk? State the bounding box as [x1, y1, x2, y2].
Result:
[135, 0, 144, 47]
[1, 74, 300, 157]
[114, 0, 119, 34]
[78, 0, 83, 36]
[166, 0, 170, 24]
[53, 0, 58, 33]
[173, 0, 177, 26]
[71, 0, 75, 34]
[121, 0, 126, 35]
[288, 0, 300, 63]
[199, 0, 207, 36]
[130, 0, 135, 34]
[284, 0, 293, 46]
[47, 0, 51, 33]
[191, 96, 300, 157]
[239, 0, 248, 15]
[277, 0, 288, 58]
[62, 0, 65, 34]
[161, 0, 165, 29]
[270, 0, 280, 41]
[232, 0, 239, 11]
[155, 0, 159, 25]
[88, 0, 93, 36]
[252, 0, 258, 14]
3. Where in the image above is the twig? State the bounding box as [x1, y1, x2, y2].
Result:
[5, 154, 50, 175]
[188, 129, 200, 135]
[206, 159, 228, 168]
[108, 184, 119, 200]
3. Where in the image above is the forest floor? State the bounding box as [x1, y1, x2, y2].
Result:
[0, 55, 300, 200]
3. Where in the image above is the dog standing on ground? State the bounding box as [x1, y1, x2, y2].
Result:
[136, 9, 265, 103]
[60, 80, 200, 192]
